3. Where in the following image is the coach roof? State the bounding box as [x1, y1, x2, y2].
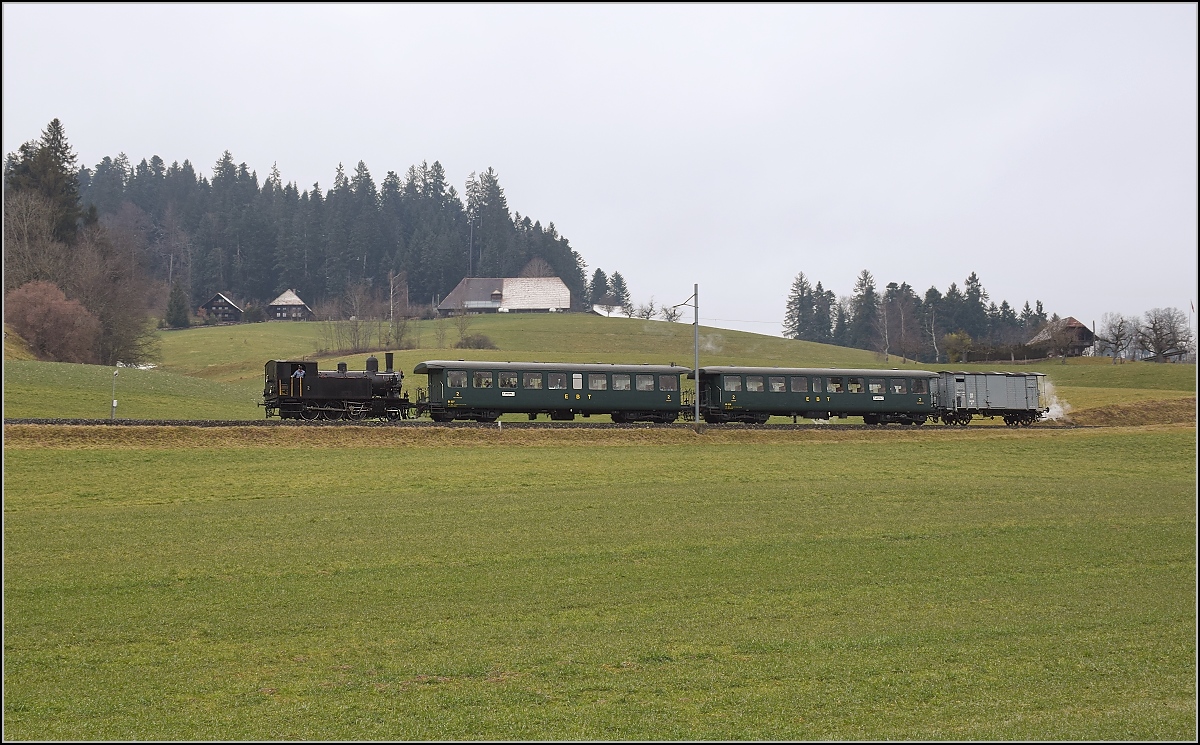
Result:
[414, 360, 690, 375]
[691, 366, 939, 378]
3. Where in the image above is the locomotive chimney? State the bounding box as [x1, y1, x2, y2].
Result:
[385, 352, 394, 373]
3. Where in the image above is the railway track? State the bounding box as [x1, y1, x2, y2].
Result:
[3, 418, 1074, 429]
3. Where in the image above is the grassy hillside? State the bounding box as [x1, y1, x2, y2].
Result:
[4, 314, 1195, 421]
[4, 324, 36, 361]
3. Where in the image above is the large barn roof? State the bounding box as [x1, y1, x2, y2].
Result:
[268, 289, 310, 308]
[437, 277, 571, 312]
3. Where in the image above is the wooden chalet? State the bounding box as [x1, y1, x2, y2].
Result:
[268, 289, 314, 321]
[198, 292, 244, 323]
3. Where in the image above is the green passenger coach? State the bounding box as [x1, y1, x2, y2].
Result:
[691, 366, 940, 425]
[414, 360, 689, 422]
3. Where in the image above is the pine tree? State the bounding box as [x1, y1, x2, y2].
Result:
[849, 269, 879, 349]
[782, 272, 814, 339]
[609, 272, 631, 311]
[165, 280, 190, 328]
[587, 268, 609, 306]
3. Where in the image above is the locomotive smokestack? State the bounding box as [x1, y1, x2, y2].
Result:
[385, 352, 394, 373]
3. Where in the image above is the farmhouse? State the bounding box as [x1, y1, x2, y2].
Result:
[198, 292, 243, 323]
[268, 289, 314, 321]
[436, 277, 571, 316]
[1026, 316, 1095, 357]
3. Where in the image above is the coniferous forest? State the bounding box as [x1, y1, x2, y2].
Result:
[4, 119, 591, 363]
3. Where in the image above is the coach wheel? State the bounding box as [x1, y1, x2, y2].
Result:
[957, 413, 971, 426]
[941, 414, 955, 426]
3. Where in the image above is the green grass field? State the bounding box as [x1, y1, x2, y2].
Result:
[4, 314, 1196, 739]
[3, 425, 1194, 740]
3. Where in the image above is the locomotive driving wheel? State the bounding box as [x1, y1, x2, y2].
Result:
[300, 403, 320, 420]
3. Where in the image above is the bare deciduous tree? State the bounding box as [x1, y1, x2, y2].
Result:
[3, 191, 72, 293]
[518, 256, 555, 277]
[660, 304, 682, 323]
[635, 297, 657, 320]
[1098, 312, 1136, 363]
[1137, 307, 1193, 362]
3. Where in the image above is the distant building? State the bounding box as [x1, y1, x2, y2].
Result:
[198, 292, 244, 323]
[436, 277, 571, 316]
[268, 289, 314, 321]
[1027, 316, 1095, 357]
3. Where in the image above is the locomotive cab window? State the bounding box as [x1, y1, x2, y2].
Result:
[523, 373, 543, 389]
[448, 370, 467, 388]
[473, 371, 493, 388]
[769, 376, 786, 393]
[723, 375, 742, 392]
[613, 374, 631, 391]
[548, 373, 567, 390]
[868, 378, 885, 394]
[746, 376, 764, 392]
[659, 375, 678, 392]
[588, 374, 608, 390]
[827, 377, 844, 393]
[911, 378, 929, 395]
[848, 377, 864, 394]
[636, 374, 655, 391]
[889, 378, 907, 394]
[790, 376, 809, 393]
[499, 372, 518, 389]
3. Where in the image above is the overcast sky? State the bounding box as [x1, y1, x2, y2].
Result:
[4, 3, 1197, 337]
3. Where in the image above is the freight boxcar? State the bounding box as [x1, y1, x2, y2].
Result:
[932, 371, 1047, 426]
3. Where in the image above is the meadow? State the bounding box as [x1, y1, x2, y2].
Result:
[3, 316, 1196, 739]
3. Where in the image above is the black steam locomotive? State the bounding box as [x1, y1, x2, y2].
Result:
[262, 352, 413, 420]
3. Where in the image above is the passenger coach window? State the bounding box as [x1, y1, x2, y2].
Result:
[723, 376, 742, 392]
[659, 375, 678, 391]
[548, 373, 566, 390]
[889, 379, 907, 394]
[827, 377, 844, 393]
[911, 378, 929, 395]
[499, 372, 518, 389]
[813, 377, 823, 393]
[473, 371, 493, 388]
[848, 377, 864, 394]
[769, 377, 786, 393]
[613, 374, 631, 391]
[588, 374, 608, 390]
[523, 373, 543, 389]
[868, 378, 885, 394]
[790, 376, 808, 393]
[448, 371, 467, 388]
[636, 374, 655, 391]
[746, 376, 764, 392]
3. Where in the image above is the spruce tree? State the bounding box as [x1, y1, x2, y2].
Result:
[587, 268, 609, 306]
[165, 280, 190, 328]
[609, 272, 631, 311]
